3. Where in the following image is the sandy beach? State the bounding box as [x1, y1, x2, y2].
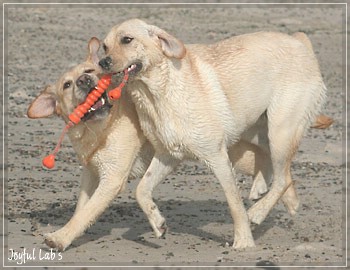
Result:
[4, 3, 347, 269]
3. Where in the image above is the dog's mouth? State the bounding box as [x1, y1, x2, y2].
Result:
[113, 62, 143, 81]
[125, 62, 143, 75]
[81, 90, 112, 122]
[74, 74, 112, 122]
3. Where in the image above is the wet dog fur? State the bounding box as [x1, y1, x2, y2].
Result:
[27, 37, 274, 251]
[99, 19, 326, 248]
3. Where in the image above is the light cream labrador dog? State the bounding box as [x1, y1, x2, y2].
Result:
[99, 19, 326, 248]
[27, 38, 153, 251]
[27, 38, 273, 250]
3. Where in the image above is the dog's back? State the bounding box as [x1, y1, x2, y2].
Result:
[184, 31, 326, 135]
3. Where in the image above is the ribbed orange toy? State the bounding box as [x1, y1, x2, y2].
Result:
[69, 74, 112, 124]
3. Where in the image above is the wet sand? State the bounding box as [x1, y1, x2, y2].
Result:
[5, 3, 346, 268]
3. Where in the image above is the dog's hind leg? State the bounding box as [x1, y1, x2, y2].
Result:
[248, 113, 306, 225]
[229, 140, 271, 200]
[136, 153, 180, 238]
[236, 116, 300, 209]
[255, 114, 300, 214]
[232, 116, 272, 200]
[279, 125, 305, 215]
[208, 148, 255, 249]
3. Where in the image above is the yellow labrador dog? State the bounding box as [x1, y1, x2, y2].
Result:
[27, 38, 153, 251]
[99, 19, 326, 248]
[27, 38, 273, 250]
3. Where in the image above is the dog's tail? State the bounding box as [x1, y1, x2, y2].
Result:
[292, 32, 314, 53]
[292, 32, 334, 129]
[292, 32, 333, 129]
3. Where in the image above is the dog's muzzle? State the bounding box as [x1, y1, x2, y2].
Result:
[76, 74, 94, 92]
[99, 56, 112, 71]
[75, 74, 112, 122]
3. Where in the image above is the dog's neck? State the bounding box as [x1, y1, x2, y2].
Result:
[126, 58, 193, 159]
[65, 113, 112, 165]
[136, 58, 184, 96]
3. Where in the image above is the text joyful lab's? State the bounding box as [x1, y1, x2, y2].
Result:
[8, 248, 63, 265]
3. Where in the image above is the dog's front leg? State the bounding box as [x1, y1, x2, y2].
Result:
[208, 148, 255, 249]
[74, 166, 99, 212]
[136, 152, 180, 238]
[44, 171, 126, 251]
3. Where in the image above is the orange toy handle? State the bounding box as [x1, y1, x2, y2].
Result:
[42, 154, 55, 169]
[42, 121, 74, 169]
[108, 70, 129, 100]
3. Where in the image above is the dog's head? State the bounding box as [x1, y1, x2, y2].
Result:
[27, 37, 111, 123]
[99, 19, 186, 79]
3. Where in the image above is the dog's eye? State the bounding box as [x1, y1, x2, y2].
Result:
[84, 69, 95, 74]
[103, 43, 108, 53]
[63, 81, 72, 90]
[121, 36, 134, 44]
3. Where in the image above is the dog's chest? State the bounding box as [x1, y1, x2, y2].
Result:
[139, 106, 188, 159]
[129, 87, 189, 158]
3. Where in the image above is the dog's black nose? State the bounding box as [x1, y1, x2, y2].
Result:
[76, 74, 93, 91]
[99, 56, 112, 70]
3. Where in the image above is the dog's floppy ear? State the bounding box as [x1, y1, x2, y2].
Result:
[87, 37, 100, 65]
[149, 26, 186, 59]
[27, 85, 58, 118]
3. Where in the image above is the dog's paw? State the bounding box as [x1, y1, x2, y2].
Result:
[232, 235, 255, 249]
[282, 195, 300, 216]
[153, 218, 168, 238]
[44, 232, 70, 252]
[249, 177, 268, 200]
[281, 184, 300, 216]
[247, 204, 268, 225]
